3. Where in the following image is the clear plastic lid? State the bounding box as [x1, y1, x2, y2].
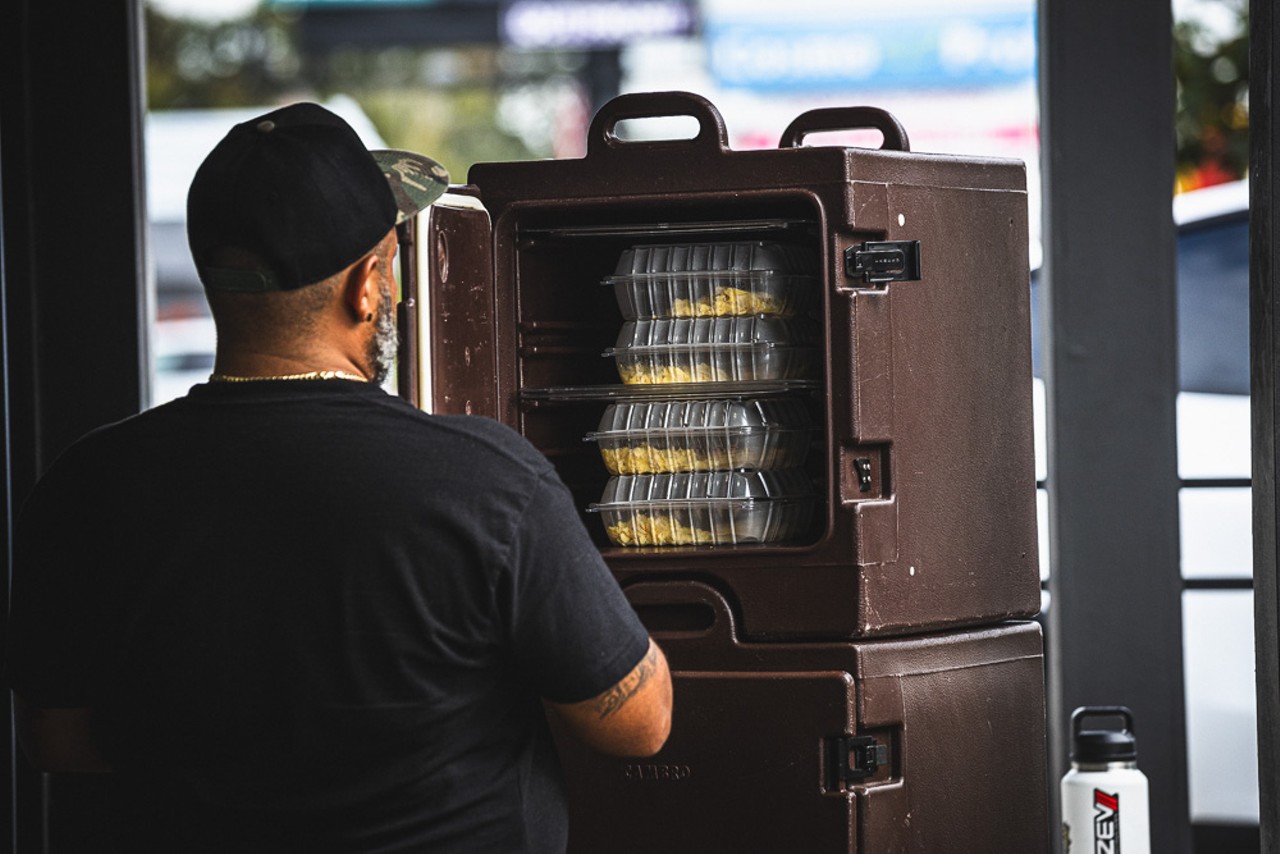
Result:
[606, 242, 818, 320]
[605, 317, 818, 385]
[592, 469, 815, 506]
[585, 398, 815, 474]
[588, 469, 817, 546]
[611, 241, 817, 276]
[606, 317, 812, 351]
[521, 380, 820, 403]
[588, 398, 813, 436]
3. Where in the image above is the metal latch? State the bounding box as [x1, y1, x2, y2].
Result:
[845, 240, 922, 284]
[830, 735, 889, 784]
[853, 457, 874, 492]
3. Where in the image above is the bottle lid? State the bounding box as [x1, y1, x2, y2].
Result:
[1070, 706, 1138, 763]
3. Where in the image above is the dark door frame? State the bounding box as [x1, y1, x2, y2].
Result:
[1250, 0, 1279, 849]
[1, 0, 149, 849]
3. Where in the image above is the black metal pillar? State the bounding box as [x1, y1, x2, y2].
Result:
[1, 110, 14, 854]
[1, 0, 149, 849]
[0, 2, 149, 481]
[1250, 0, 1279, 849]
[1039, 0, 1189, 852]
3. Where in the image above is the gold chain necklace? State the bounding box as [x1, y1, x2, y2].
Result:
[209, 370, 369, 383]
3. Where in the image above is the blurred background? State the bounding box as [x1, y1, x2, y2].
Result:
[144, 0, 1247, 386]
[141, 0, 1255, 848]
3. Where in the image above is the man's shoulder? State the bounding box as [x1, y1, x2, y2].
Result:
[44, 405, 175, 467]
[18, 406, 177, 518]
[325, 392, 555, 482]
[412, 411, 553, 475]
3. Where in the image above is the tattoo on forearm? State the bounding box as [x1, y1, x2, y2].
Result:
[593, 644, 658, 719]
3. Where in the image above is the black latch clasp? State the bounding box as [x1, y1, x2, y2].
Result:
[830, 735, 889, 785]
[853, 458, 873, 493]
[845, 240, 922, 284]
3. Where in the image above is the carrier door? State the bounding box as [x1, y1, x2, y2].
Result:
[400, 189, 499, 416]
[554, 581, 890, 853]
[561, 670, 861, 853]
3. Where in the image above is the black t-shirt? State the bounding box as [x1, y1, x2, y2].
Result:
[5, 379, 650, 852]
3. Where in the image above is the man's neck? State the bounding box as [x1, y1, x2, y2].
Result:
[212, 346, 370, 381]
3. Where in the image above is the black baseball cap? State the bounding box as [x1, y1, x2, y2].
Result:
[187, 102, 449, 292]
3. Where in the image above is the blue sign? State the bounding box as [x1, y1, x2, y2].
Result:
[706, 10, 1036, 93]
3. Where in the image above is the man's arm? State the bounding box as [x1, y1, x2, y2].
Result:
[547, 638, 673, 757]
[12, 693, 112, 773]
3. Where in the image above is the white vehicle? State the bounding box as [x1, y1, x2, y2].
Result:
[1169, 179, 1254, 828]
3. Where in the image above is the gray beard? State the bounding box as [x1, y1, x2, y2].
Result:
[371, 281, 399, 386]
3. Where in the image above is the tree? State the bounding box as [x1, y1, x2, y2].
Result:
[144, 4, 541, 179]
[146, 5, 305, 109]
[1174, 0, 1249, 190]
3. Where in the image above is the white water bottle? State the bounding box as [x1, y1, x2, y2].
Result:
[1060, 706, 1150, 854]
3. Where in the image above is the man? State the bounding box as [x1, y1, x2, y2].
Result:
[5, 102, 671, 852]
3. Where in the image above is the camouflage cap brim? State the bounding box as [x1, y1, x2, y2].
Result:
[371, 149, 450, 224]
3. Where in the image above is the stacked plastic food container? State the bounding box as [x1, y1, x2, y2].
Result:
[585, 241, 822, 548]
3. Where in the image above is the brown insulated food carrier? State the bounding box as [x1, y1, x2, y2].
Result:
[412, 90, 1039, 640]
[551, 582, 1050, 853]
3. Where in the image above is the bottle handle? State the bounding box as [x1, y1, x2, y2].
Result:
[1071, 705, 1136, 739]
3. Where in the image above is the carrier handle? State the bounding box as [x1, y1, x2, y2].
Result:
[778, 106, 911, 152]
[622, 579, 737, 645]
[587, 91, 731, 158]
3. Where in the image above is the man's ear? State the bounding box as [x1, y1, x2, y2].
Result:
[342, 252, 380, 323]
